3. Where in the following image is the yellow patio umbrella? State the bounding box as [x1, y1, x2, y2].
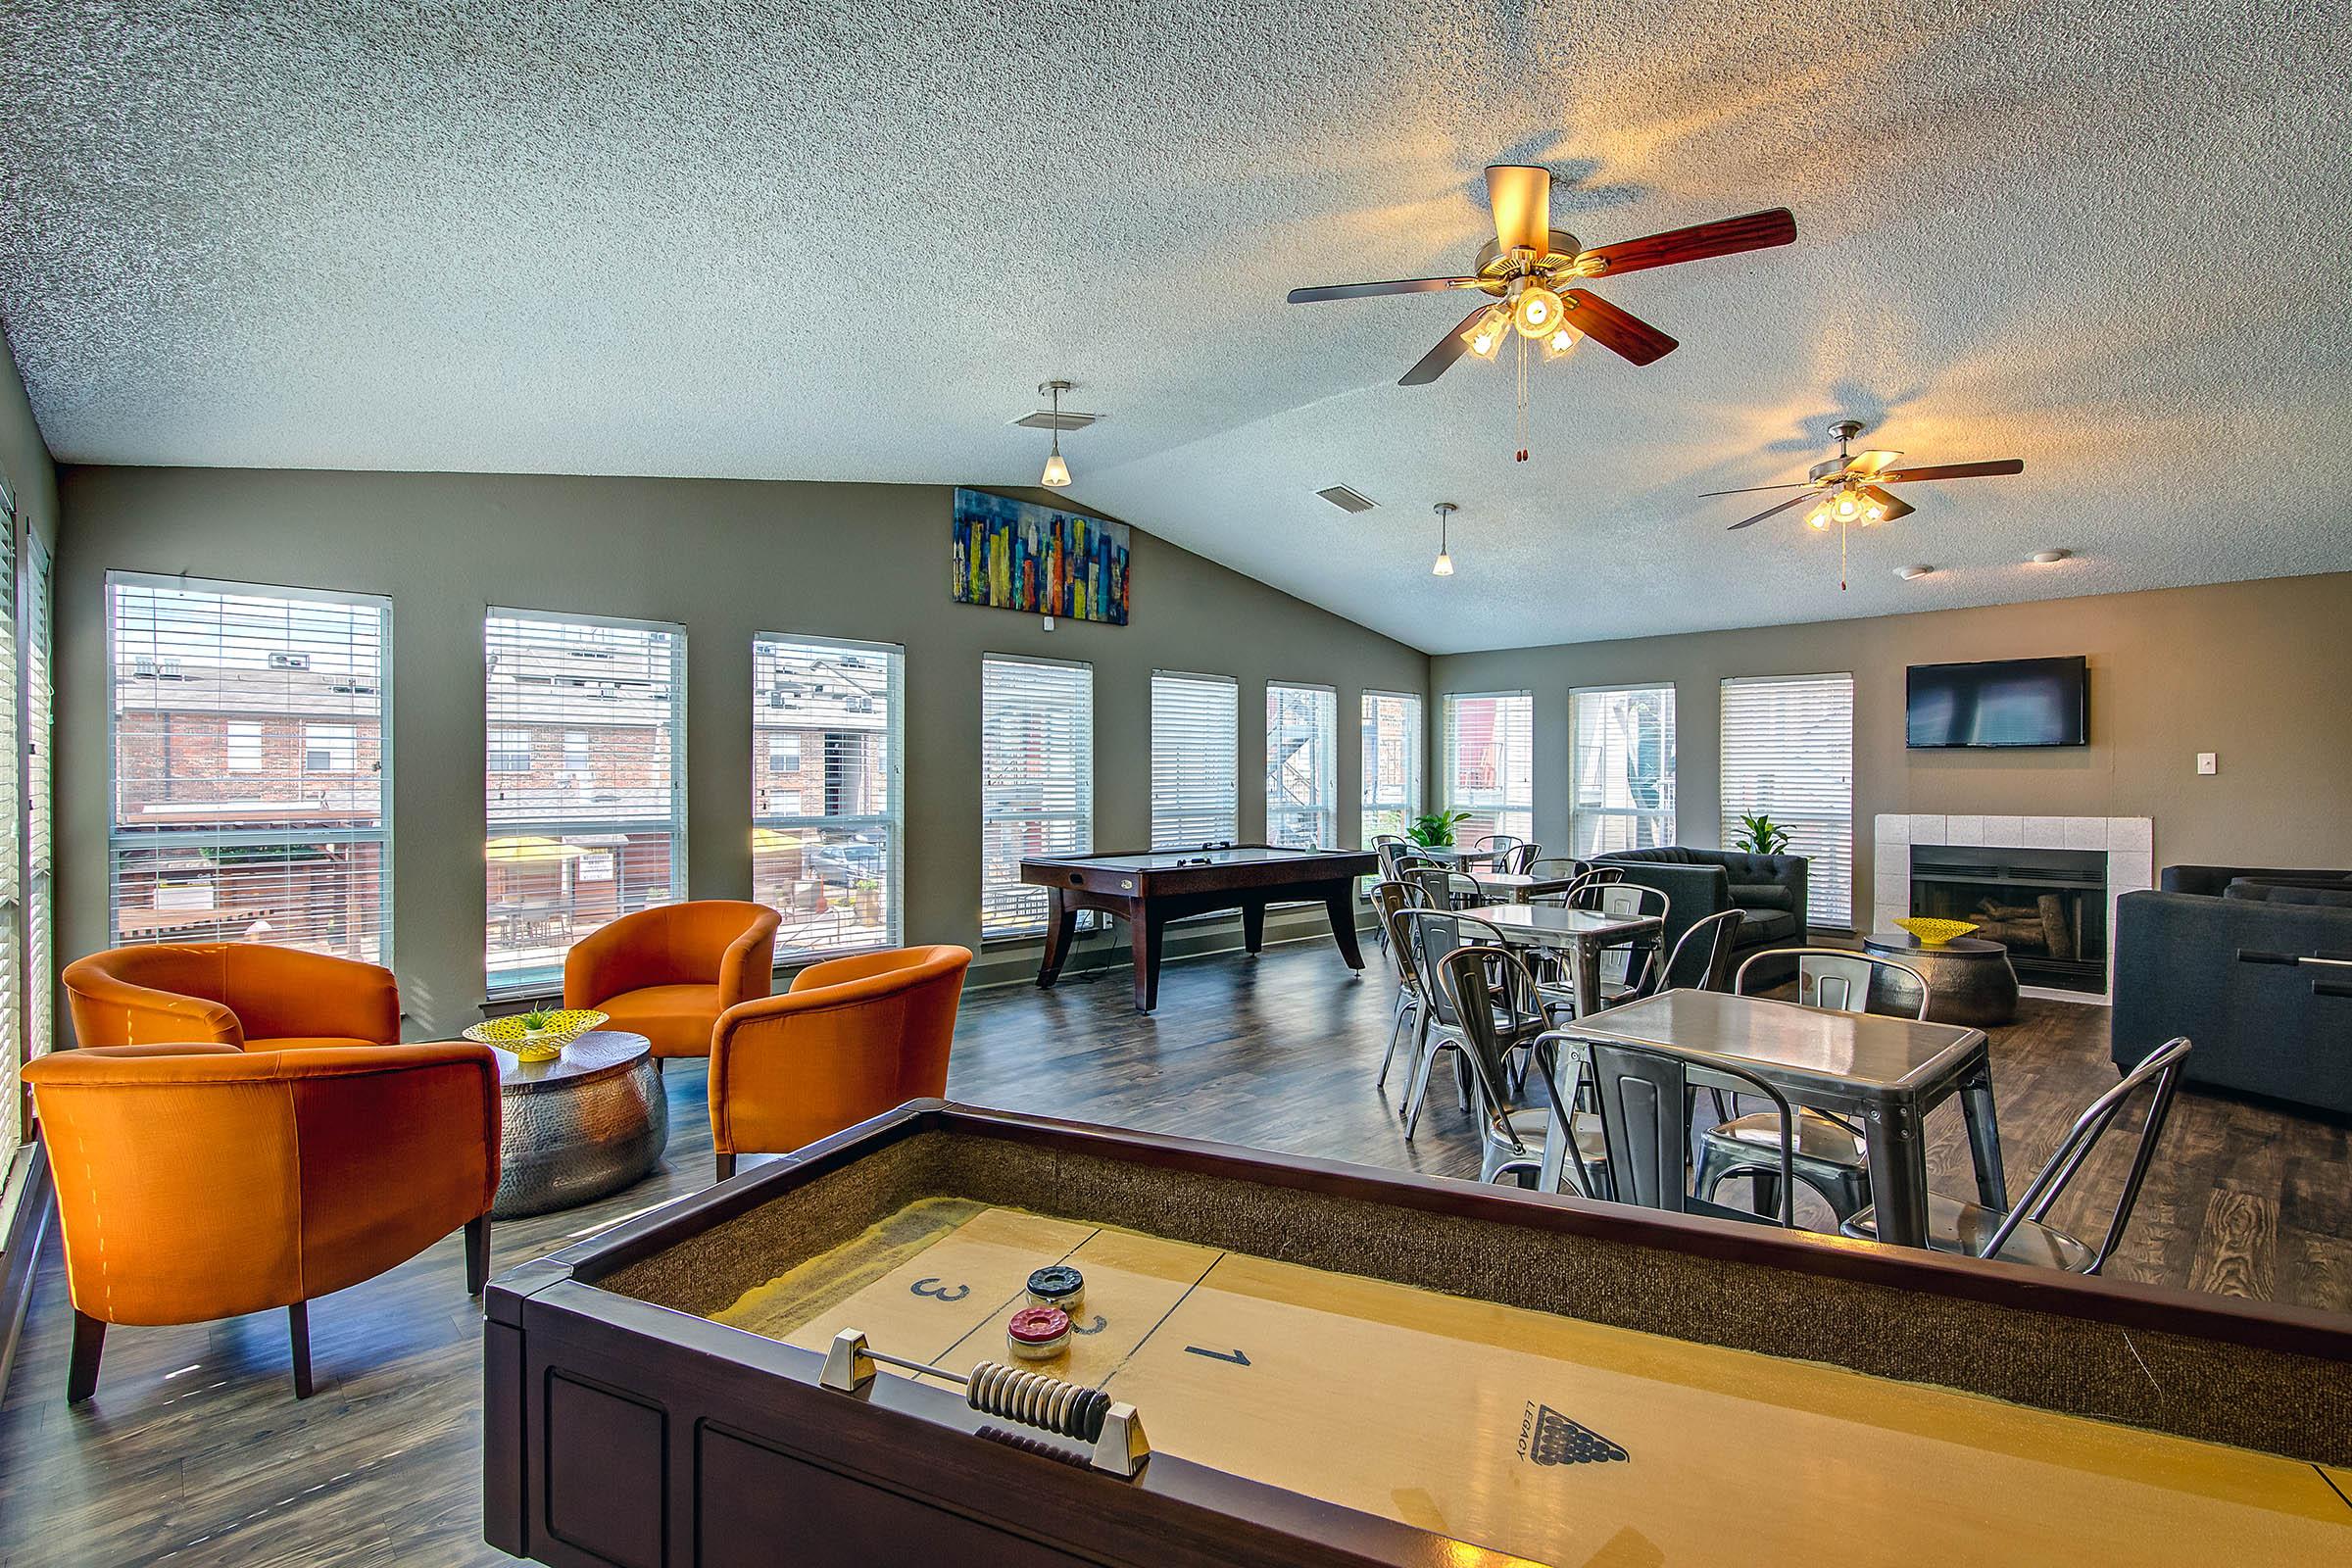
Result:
[485, 835, 590, 862]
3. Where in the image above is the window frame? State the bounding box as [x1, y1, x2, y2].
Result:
[1719, 671, 1855, 929]
[753, 630, 906, 966]
[484, 605, 686, 998]
[1359, 689, 1424, 846]
[1150, 669, 1241, 850]
[1265, 680, 1339, 850]
[979, 653, 1095, 940]
[1568, 681, 1678, 858]
[105, 570, 397, 967]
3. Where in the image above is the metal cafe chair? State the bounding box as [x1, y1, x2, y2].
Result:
[1396, 908, 1546, 1139]
[1841, 1038, 2192, 1273]
[1551, 1032, 1798, 1226]
[1369, 879, 1432, 1091]
[1536, 882, 1669, 1018]
[1648, 907, 1746, 999]
[1407, 864, 1485, 911]
[1494, 842, 1542, 875]
[1437, 946, 1605, 1188]
[1525, 856, 1585, 884]
[1695, 949, 1935, 1226]
[1473, 833, 1525, 860]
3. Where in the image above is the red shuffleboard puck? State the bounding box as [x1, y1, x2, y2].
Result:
[1005, 1305, 1072, 1361]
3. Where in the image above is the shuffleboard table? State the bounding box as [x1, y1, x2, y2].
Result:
[484, 1102, 2352, 1568]
[1019, 845, 1379, 1011]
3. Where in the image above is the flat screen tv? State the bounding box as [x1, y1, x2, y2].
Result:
[1906, 656, 2087, 748]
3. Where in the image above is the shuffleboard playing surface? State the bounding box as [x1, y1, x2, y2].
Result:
[710, 1201, 2352, 1566]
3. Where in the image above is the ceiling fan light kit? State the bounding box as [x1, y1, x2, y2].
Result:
[1286, 165, 1797, 460]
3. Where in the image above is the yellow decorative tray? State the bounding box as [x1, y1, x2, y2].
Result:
[1893, 917, 1979, 949]
[463, 1008, 609, 1061]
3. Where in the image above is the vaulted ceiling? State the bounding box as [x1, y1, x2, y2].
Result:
[4, 2, 2347, 653]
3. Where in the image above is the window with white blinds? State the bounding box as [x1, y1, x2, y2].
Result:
[1151, 671, 1239, 848]
[0, 498, 17, 1169]
[1442, 692, 1534, 845]
[1361, 690, 1423, 843]
[1720, 673, 1853, 927]
[1570, 684, 1677, 857]
[108, 574, 392, 964]
[24, 532, 52, 1077]
[754, 633, 903, 963]
[1266, 683, 1338, 849]
[981, 656, 1093, 937]
[486, 610, 685, 996]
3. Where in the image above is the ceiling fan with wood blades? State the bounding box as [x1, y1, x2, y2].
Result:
[1287, 165, 1796, 461]
[1706, 418, 2026, 588]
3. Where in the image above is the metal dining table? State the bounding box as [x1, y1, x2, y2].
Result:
[1547, 989, 2008, 1250]
[1457, 871, 1581, 904]
[1456, 903, 1664, 1027]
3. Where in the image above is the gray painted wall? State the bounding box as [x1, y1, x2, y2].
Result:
[55, 466, 1428, 1039]
[0, 331, 57, 553]
[1431, 571, 2352, 930]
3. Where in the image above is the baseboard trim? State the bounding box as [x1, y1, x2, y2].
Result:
[0, 1135, 54, 1402]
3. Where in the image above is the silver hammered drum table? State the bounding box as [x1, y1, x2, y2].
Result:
[1861, 933, 2021, 1028]
[491, 1030, 667, 1218]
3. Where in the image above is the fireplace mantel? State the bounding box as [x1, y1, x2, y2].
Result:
[1873, 814, 2152, 1004]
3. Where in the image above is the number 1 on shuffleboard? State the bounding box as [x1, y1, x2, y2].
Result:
[1184, 1346, 1250, 1366]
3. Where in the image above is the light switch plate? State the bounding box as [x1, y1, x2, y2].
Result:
[2196, 752, 2218, 775]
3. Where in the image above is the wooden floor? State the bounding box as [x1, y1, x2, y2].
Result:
[2, 940, 2346, 1566]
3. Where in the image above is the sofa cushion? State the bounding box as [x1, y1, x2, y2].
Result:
[1728, 883, 1794, 912]
[2254, 884, 2352, 908]
[1736, 908, 1799, 945]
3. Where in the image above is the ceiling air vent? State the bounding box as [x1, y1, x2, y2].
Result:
[1012, 407, 1101, 432]
[1316, 485, 1378, 514]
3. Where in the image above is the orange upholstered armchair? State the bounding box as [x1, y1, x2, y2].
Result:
[564, 901, 782, 1059]
[23, 1040, 500, 1403]
[63, 943, 401, 1052]
[708, 945, 972, 1180]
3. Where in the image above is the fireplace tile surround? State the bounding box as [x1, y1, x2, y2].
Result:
[1872, 814, 2152, 1004]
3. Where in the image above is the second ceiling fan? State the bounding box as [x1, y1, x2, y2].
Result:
[1289, 166, 1795, 386]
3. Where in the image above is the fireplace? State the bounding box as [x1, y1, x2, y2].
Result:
[1909, 844, 2108, 994]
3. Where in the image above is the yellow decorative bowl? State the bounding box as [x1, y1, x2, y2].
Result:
[463, 1008, 609, 1061]
[1893, 917, 1979, 949]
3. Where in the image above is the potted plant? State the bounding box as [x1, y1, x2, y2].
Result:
[1732, 812, 1794, 856]
[852, 878, 883, 924]
[515, 1005, 564, 1060]
[1408, 809, 1473, 850]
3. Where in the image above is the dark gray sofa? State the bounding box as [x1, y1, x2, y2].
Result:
[1592, 847, 1809, 979]
[2113, 864, 2352, 1116]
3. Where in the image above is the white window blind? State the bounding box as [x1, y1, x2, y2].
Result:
[24, 531, 52, 1079]
[754, 634, 903, 962]
[108, 573, 392, 964]
[1571, 684, 1677, 857]
[1721, 673, 1853, 926]
[1442, 692, 1534, 845]
[1361, 690, 1423, 843]
[486, 610, 684, 996]
[1266, 682, 1338, 849]
[1152, 671, 1238, 848]
[981, 656, 1093, 937]
[0, 499, 17, 1168]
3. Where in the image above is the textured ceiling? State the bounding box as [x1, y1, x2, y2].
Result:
[3, 2, 2348, 654]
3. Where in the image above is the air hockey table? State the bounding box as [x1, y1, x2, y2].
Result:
[1019, 845, 1379, 1011]
[484, 1102, 2352, 1567]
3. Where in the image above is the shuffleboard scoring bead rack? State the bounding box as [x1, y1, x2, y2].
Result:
[819, 1328, 1152, 1478]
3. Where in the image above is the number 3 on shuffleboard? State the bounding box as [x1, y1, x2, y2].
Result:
[909, 1278, 970, 1302]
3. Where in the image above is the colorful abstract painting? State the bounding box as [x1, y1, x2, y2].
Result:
[953, 488, 1131, 625]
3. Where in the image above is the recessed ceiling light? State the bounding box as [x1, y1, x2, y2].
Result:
[1894, 564, 1934, 580]
[2031, 549, 2071, 564]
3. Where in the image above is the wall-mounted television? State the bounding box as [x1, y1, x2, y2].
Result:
[1906, 656, 2087, 748]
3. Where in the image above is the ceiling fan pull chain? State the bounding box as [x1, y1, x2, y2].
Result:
[1514, 332, 1531, 463]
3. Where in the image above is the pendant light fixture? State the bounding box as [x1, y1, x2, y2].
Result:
[1431, 502, 1457, 576]
[1039, 379, 1073, 488]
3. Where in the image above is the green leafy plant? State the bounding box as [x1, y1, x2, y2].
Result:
[851, 878, 881, 892]
[1408, 809, 1474, 849]
[1732, 812, 1793, 856]
[519, 1007, 554, 1032]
